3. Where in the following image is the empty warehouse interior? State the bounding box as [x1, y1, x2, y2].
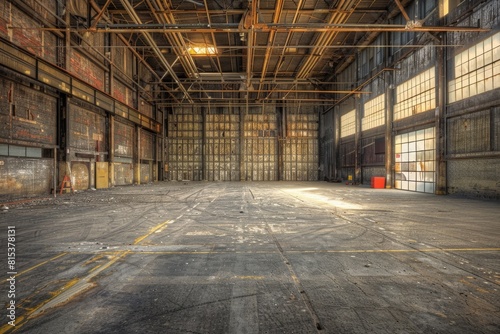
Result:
[0, 0, 499, 198]
[0, 0, 499, 333]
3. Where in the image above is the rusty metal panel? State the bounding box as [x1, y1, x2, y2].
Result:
[114, 162, 133, 185]
[0, 157, 53, 196]
[71, 162, 89, 190]
[140, 163, 151, 183]
[95, 161, 108, 189]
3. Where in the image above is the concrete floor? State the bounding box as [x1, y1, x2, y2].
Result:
[0, 182, 499, 334]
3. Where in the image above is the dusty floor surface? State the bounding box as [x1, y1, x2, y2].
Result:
[0, 181, 499, 333]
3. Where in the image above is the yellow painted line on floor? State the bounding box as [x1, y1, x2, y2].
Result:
[9, 252, 68, 279]
[133, 220, 173, 245]
[1, 220, 173, 333]
[97, 247, 500, 256]
[0, 277, 79, 334]
[1, 251, 131, 334]
[296, 247, 500, 254]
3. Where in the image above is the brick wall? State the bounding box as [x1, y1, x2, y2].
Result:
[140, 130, 154, 160]
[113, 79, 134, 107]
[0, 2, 57, 63]
[114, 121, 134, 158]
[0, 78, 57, 145]
[70, 51, 105, 91]
[448, 158, 500, 199]
[69, 102, 107, 153]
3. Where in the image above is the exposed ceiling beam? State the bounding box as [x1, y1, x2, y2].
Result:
[26, 23, 487, 33]
[394, 0, 411, 22]
[296, 0, 363, 79]
[117, 0, 193, 103]
[257, 0, 285, 100]
[106, 8, 389, 16]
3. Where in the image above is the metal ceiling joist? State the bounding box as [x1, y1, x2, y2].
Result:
[88, 0, 181, 103]
[256, 0, 284, 100]
[296, 0, 363, 79]
[89, 0, 112, 31]
[145, 0, 198, 78]
[36, 23, 487, 34]
[271, 0, 305, 85]
[117, 0, 193, 103]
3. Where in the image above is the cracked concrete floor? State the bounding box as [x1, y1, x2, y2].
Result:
[0, 181, 499, 333]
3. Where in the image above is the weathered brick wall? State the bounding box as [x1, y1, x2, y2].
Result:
[112, 36, 136, 108]
[113, 79, 134, 107]
[70, 51, 105, 91]
[0, 78, 57, 145]
[0, 2, 57, 63]
[140, 130, 154, 160]
[69, 102, 106, 153]
[448, 158, 500, 199]
[362, 167, 385, 186]
[139, 100, 153, 119]
[114, 121, 134, 158]
[113, 37, 134, 80]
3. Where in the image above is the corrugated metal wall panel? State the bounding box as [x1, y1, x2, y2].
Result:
[206, 114, 240, 181]
[243, 114, 277, 181]
[167, 108, 318, 181]
[283, 113, 319, 181]
[168, 109, 203, 181]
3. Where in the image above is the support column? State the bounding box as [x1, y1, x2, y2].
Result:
[239, 107, 245, 181]
[354, 95, 362, 184]
[334, 106, 341, 180]
[202, 106, 207, 181]
[385, 71, 395, 188]
[109, 115, 115, 186]
[134, 125, 141, 184]
[276, 104, 283, 181]
[436, 34, 447, 195]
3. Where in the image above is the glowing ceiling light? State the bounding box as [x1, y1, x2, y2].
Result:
[188, 45, 217, 55]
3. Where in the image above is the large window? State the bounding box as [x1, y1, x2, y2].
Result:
[448, 32, 500, 103]
[340, 110, 355, 138]
[362, 94, 385, 131]
[394, 67, 436, 120]
[395, 128, 435, 194]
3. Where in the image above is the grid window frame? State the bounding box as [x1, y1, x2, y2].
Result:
[340, 109, 356, 138]
[449, 32, 500, 103]
[394, 67, 436, 120]
[362, 94, 385, 131]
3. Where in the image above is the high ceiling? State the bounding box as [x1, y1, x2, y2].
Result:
[84, 0, 479, 107]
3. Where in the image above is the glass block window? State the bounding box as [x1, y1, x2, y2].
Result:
[394, 67, 436, 120]
[449, 32, 500, 103]
[340, 109, 355, 138]
[362, 94, 385, 131]
[394, 127, 435, 194]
